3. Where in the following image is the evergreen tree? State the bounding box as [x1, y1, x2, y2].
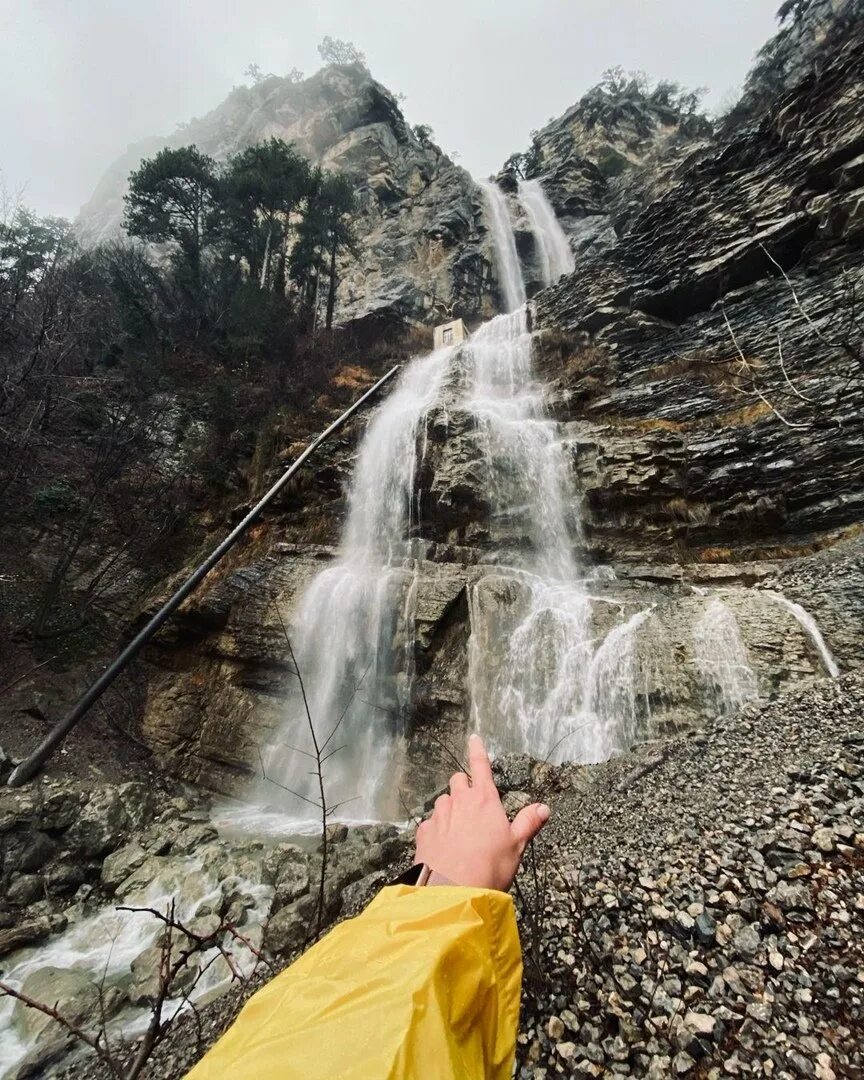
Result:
[221, 137, 311, 291]
[319, 173, 357, 330]
[123, 146, 220, 318]
[288, 168, 357, 329]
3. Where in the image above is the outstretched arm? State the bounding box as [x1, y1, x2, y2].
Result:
[184, 736, 550, 1080]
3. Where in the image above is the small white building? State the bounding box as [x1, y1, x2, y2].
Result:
[433, 318, 468, 350]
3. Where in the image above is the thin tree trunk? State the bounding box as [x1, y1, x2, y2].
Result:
[259, 227, 272, 290]
[325, 233, 338, 331]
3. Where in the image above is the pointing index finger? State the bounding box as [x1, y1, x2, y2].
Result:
[468, 733, 495, 792]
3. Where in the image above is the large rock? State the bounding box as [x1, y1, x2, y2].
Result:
[101, 842, 149, 892]
[128, 943, 196, 1005]
[263, 903, 308, 957]
[64, 783, 155, 859]
[0, 917, 52, 959]
[13, 967, 103, 1041]
[76, 64, 496, 328]
[532, 11, 864, 562]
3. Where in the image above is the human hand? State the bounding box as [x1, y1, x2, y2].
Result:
[414, 734, 551, 892]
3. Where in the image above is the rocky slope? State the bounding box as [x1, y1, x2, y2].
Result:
[38, 674, 864, 1080]
[76, 64, 497, 328]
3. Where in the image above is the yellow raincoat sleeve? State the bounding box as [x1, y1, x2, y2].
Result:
[184, 884, 522, 1080]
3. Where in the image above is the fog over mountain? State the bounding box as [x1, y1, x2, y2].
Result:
[2, 0, 779, 218]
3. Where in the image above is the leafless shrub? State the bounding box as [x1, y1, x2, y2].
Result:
[0, 897, 275, 1079]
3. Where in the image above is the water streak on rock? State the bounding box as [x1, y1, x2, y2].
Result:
[517, 177, 575, 286]
[692, 596, 760, 716]
[764, 591, 840, 678]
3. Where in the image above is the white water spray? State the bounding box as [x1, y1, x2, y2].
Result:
[692, 596, 760, 716]
[478, 178, 526, 312]
[0, 858, 271, 1078]
[517, 178, 575, 286]
[264, 346, 453, 821]
[764, 591, 840, 678]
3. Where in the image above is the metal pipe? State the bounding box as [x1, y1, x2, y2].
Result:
[7, 365, 401, 788]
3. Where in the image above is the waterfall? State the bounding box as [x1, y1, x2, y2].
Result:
[478, 179, 526, 312]
[461, 307, 587, 759]
[460, 300, 648, 761]
[692, 596, 760, 716]
[462, 309, 576, 578]
[267, 180, 651, 815]
[764, 591, 840, 677]
[517, 178, 575, 286]
[263, 345, 453, 821]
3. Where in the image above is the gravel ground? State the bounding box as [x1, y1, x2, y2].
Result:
[52, 674, 864, 1079]
[512, 674, 864, 1078]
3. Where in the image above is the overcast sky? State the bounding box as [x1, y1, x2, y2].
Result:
[2, 0, 781, 220]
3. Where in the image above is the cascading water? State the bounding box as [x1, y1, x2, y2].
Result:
[478, 178, 526, 312]
[465, 182, 650, 763]
[0, 858, 271, 1078]
[764, 591, 840, 678]
[692, 596, 760, 716]
[516, 178, 575, 286]
[263, 345, 453, 822]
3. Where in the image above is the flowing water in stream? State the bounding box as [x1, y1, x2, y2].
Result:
[0, 859, 271, 1077]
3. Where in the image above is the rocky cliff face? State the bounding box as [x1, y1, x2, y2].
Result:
[77, 64, 497, 328]
[120, 5, 864, 803]
[531, 10, 864, 559]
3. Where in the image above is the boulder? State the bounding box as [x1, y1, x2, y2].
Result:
[17, 832, 57, 873]
[6, 875, 43, 906]
[128, 943, 195, 1005]
[64, 787, 130, 858]
[264, 904, 308, 957]
[39, 788, 85, 831]
[13, 966, 102, 1040]
[45, 863, 86, 896]
[168, 822, 218, 856]
[101, 842, 149, 892]
[0, 916, 52, 958]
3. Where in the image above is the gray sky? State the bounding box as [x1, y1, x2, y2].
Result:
[2, 0, 781, 220]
